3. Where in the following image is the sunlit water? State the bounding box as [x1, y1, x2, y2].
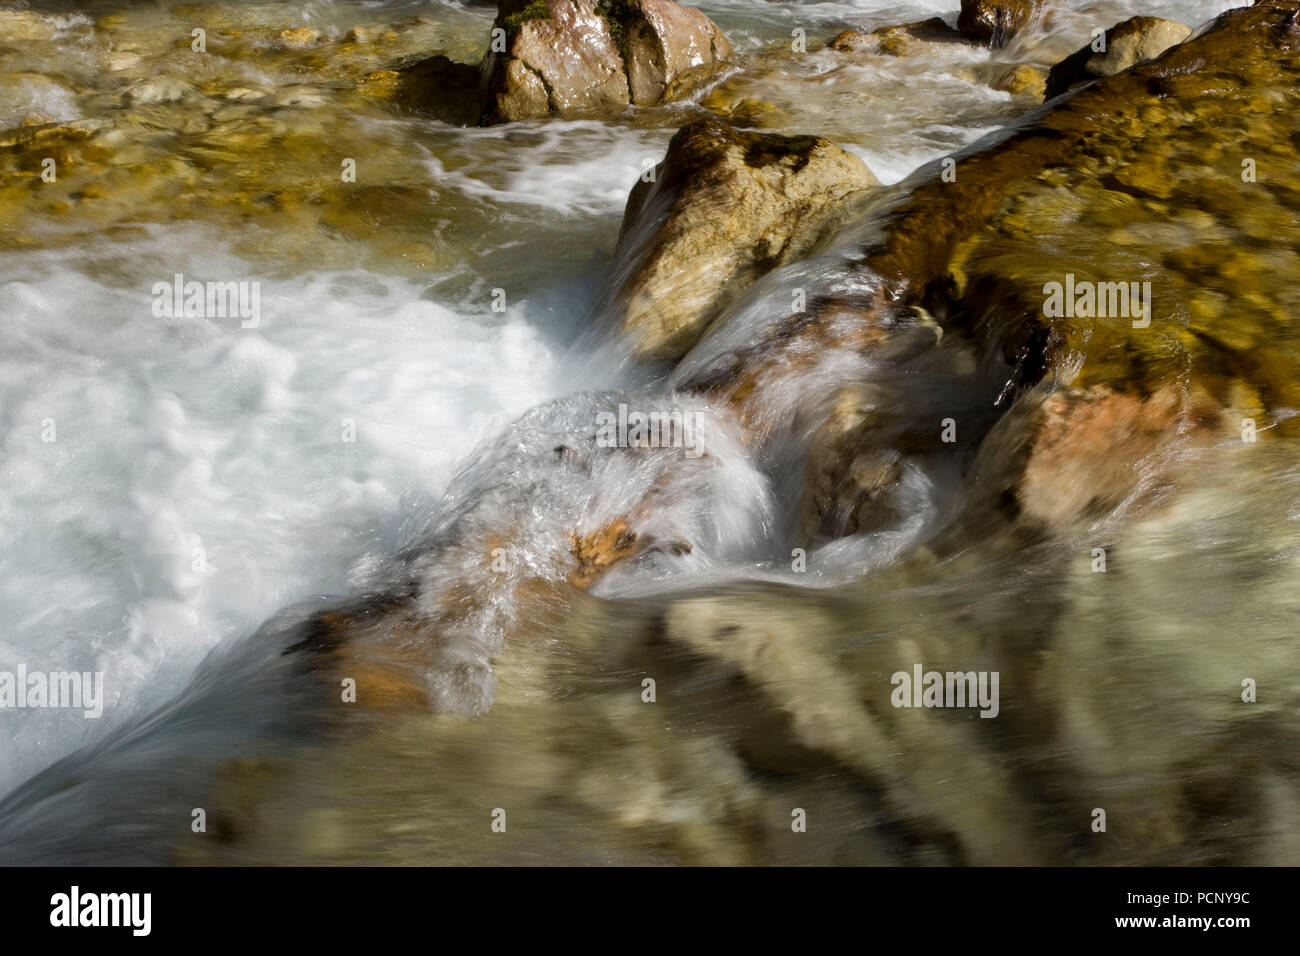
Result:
[0, 0, 1280, 865]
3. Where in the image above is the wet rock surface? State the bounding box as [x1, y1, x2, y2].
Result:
[668, 2, 1300, 567]
[830, 18, 965, 57]
[1044, 16, 1192, 99]
[957, 0, 1047, 46]
[478, 0, 733, 123]
[2, 0, 1299, 868]
[598, 117, 879, 360]
[866, 2, 1300, 439]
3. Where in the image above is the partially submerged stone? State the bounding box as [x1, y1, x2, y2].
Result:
[993, 63, 1046, 98]
[957, 0, 1046, 47]
[830, 17, 965, 57]
[479, 0, 732, 123]
[361, 55, 480, 124]
[700, 88, 789, 129]
[1044, 16, 1192, 100]
[598, 117, 879, 360]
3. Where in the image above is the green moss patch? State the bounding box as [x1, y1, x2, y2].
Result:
[596, 0, 638, 61]
[503, 1, 552, 37]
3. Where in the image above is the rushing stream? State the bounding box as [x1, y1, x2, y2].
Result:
[0, 0, 1293, 865]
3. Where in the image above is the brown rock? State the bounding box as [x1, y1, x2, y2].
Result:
[621, 0, 733, 105]
[479, 0, 733, 123]
[957, 0, 1046, 47]
[1045, 17, 1192, 99]
[831, 18, 965, 56]
[993, 63, 1046, 98]
[599, 117, 879, 360]
[480, 0, 630, 123]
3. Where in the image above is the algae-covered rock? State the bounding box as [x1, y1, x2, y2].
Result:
[1044, 16, 1192, 100]
[598, 117, 878, 360]
[674, 2, 1300, 544]
[993, 63, 1046, 98]
[830, 18, 965, 57]
[866, 2, 1300, 427]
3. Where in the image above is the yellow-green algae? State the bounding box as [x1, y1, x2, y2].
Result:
[867, 2, 1300, 430]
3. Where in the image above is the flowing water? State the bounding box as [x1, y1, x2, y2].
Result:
[0, 0, 1292, 865]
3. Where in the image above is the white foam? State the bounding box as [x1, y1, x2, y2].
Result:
[0, 229, 564, 786]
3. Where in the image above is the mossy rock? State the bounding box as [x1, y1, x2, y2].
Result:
[861, 3, 1300, 431]
[503, 0, 553, 36]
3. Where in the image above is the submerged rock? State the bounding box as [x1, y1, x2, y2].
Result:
[0, 9, 79, 42]
[1044, 16, 1192, 100]
[479, 0, 732, 123]
[992, 63, 1046, 98]
[362, 55, 480, 124]
[829, 18, 965, 57]
[699, 88, 789, 129]
[278, 26, 323, 49]
[1012, 385, 1221, 529]
[599, 117, 878, 360]
[957, 0, 1046, 47]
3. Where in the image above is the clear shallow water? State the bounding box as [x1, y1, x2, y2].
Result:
[0, 0, 1287, 865]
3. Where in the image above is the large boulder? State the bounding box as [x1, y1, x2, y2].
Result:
[672, 2, 1300, 542]
[1045, 16, 1192, 99]
[621, 0, 734, 105]
[479, 0, 732, 123]
[859, 2, 1300, 421]
[598, 117, 879, 360]
[479, 0, 630, 123]
[957, 0, 1046, 47]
